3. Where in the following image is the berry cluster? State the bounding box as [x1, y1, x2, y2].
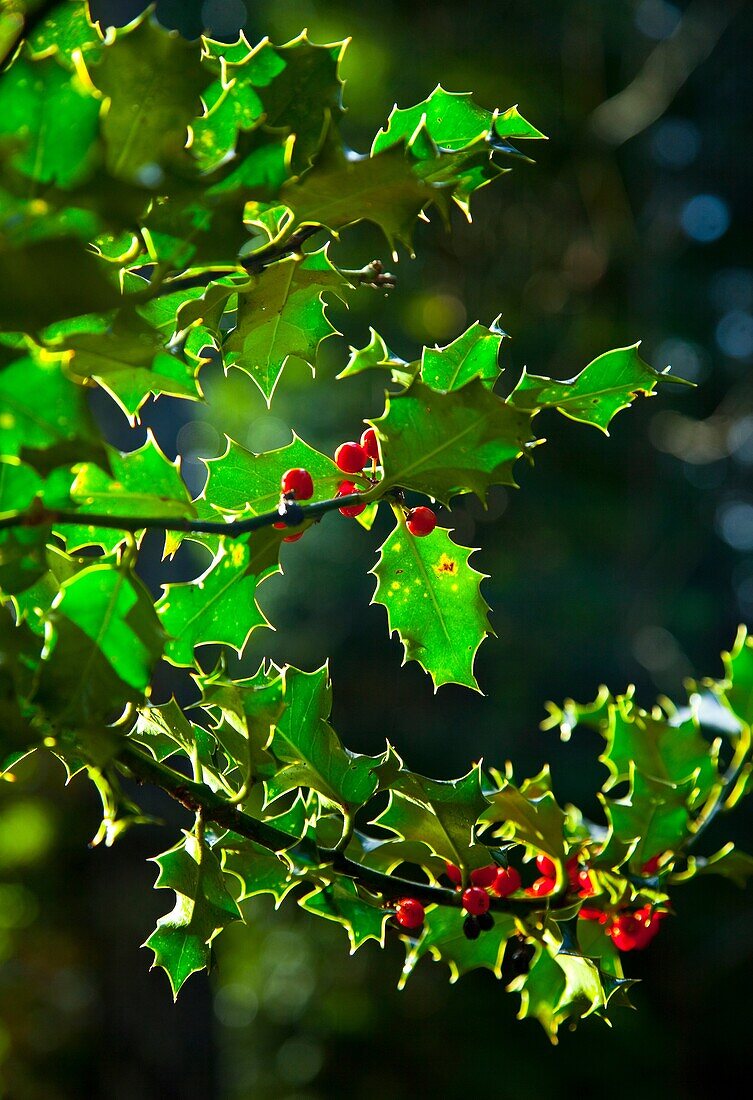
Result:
[445, 861, 522, 939]
[274, 428, 439, 542]
[524, 854, 595, 899]
[580, 904, 667, 952]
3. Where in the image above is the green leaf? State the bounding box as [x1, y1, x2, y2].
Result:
[0, 345, 100, 459]
[281, 138, 441, 256]
[599, 768, 694, 870]
[373, 765, 489, 871]
[480, 781, 567, 868]
[265, 666, 384, 811]
[374, 379, 534, 505]
[145, 831, 242, 997]
[508, 345, 674, 434]
[0, 55, 100, 189]
[58, 432, 195, 553]
[0, 458, 47, 593]
[220, 830, 298, 907]
[599, 700, 718, 802]
[299, 879, 388, 952]
[223, 248, 351, 404]
[201, 433, 347, 519]
[719, 626, 753, 729]
[372, 85, 545, 155]
[60, 318, 202, 423]
[337, 327, 417, 386]
[6, 544, 91, 635]
[0, 611, 43, 773]
[25, 0, 101, 69]
[50, 564, 164, 694]
[371, 522, 490, 691]
[676, 842, 753, 887]
[400, 906, 517, 987]
[157, 541, 272, 668]
[197, 664, 284, 787]
[420, 319, 505, 393]
[133, 698, 196, 763]
[85, 13, 210, 183]
[244, 33, 346, 172]
[201, 32, 346, 173]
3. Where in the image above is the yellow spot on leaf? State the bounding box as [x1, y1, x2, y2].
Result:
[433, 553, 458, 577]
[230, 542, 245, 566]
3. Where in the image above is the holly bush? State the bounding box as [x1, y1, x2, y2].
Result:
[1, 0, 751, 1041]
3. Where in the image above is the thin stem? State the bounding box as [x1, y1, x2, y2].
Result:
[117, 741, 542, 915]
[0, 489, 379, 536]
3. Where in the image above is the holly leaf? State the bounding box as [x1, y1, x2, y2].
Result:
[374, 379, 534, 506]
[85, 12, 210, 183]
[201, 433, 346, 519]
[677, 842, 753, 888]
[371, 522, 490, 691]
[420, 319, 505, 393]
[133, 697, 196, 762]
[57, 432, 195, 553]
[599, 700, 718, 802]
[337, 327, 417, 386]
[508, 345, 676, 434]
[480, 780, 567, 868]
[718, 626, 753, 729]
[281, 139, 441, 256]
[265, 666, 385, 811]
[373, 85, 545, 156]
[24, 0, 102, 69]
[0, 344, 100, 459]
[598, 768, 694, 870]
[219, 830, 298, 907]
[145, 831, 242, 998]
[49, 563, 164, 695]
[372, 765, 489, 871]
[400, 906, 517, 987]
[208, 32, 346, 173]
[157, 541, 272, 668]
[61, 320, 202, 422]
[299, 879, 388, 952]
[0, 55, 100, 189]
[223, 248, 351, 404]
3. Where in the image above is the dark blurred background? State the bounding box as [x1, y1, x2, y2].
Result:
[2, 0, 753, 1095]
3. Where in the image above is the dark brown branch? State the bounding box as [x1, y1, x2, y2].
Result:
[0, 489, 375, 535]
[118, 741, 545, 914]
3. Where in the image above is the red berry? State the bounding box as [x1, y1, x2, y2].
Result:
[280, 467, 314, 500]
[395, 897, 425, 930]
[632, 905, 666, 949]
[335, 441, 368, 473]
[360, 427, 380, 461]
[445, 861, 462, 888]
[462, 886, 490, 916]
[336, 480, 366, 518]
[492, 866, 521, 898]
[576, 869, 595, 897]
[406, 506, 436, 537]
[470, 865, 497, 889]
[536, 854, 556, 879]
[566, 855, 580, 887]
[641, 853, 662, 876]
[274, 520, 304, 542]
[525, 876, 556, 898]
[609, 912, 642, 952]
[578, 906, 607, 923]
